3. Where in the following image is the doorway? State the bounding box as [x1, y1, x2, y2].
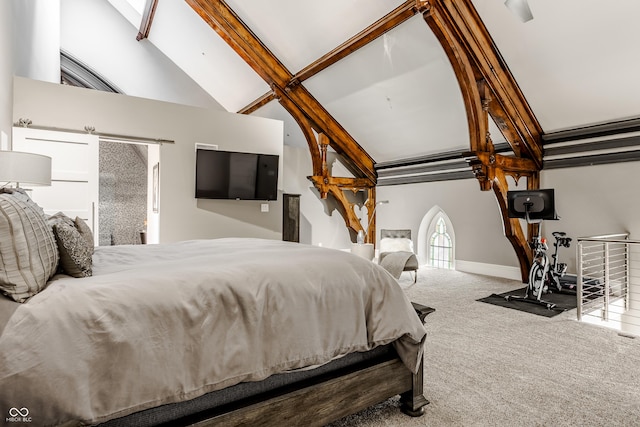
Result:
[98, 140, 147, 245]
[12, 127, 160, 245]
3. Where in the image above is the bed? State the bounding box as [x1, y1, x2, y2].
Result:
[0, 191, 428, 426]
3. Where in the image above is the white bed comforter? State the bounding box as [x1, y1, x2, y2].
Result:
[0, 238, 426, 426]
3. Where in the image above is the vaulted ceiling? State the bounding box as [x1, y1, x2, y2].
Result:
[63, 0, 639, 168]
[110, 0, 640, 157]
[55, 0, 640, 279]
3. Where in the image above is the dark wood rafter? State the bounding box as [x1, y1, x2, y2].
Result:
[136, 0, 159, 41]
[423, 0, 543, 163]
[491, 169, 540, 280]
[422, 0, 544, 282]
[273, 86, 322, 176]
[232, 0, 427, 243]
[239, 1, 420, 116]
[294, 0, 419, 82]
[419, 1, 487, 157]
[186, 0, 378, 242]
[186, 0, 375, 179]
[238, 91, 276, 115]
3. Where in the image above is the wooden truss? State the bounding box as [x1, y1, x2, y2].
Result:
[185, 0, 410, 243]
[188, 0, 545, 277]
[420, 0, 544, 281]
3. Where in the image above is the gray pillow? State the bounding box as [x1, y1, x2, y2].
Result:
[46, 211, 75, 228]
[0, 190, 59, 302]
[74, 216, 95, 251]
[53, 222, 93, 278]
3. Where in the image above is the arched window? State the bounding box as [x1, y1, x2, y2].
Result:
[417, 206, 455, 269]
[429, 215, 453, 269]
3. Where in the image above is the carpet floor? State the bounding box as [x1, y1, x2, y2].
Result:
[327, 267, 640, 427]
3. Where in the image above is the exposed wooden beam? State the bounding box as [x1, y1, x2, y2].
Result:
[187, 0, 378, 244]
[422, 0, 543, 167]
[238, 91, 276, 115]
[295, 0, 420, 82]
[240, 1, 422, 115]
[186, 0, 376, 184]
[137, 0, 159, 41]
[491, 171, 537, 282]
[423, 0, 544, 280]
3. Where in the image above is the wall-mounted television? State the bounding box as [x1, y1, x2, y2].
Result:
[507, 188, 558, 221]
[195, 148, 279, 201]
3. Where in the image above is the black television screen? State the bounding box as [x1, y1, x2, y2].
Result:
[195, 149, 279, 200]
[507, 189, 557, 221]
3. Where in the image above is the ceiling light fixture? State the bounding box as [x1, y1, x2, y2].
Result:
[504, 0, 534, 23]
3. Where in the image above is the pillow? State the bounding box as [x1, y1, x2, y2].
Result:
[53, 222, 93, 278]
[74, 216, 95, 251]
[46, 211, 75, 228]
[0, 189, 59, 302]
[379, 237, 414, 254]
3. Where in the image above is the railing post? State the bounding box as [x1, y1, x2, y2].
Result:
[577, 240, 583, 321]
[625, 239, 630, 312]
[603, 242, 610, 322]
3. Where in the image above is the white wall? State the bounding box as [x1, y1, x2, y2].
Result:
[0, 1, 13, 149]
[281, 142, 527, 279]
[282, 145, 354, 249]
[60, 0, 223, 110]
[14, 70, 636, 269]
[12, 0, 60, 83]
[376, 178, 521, 278]
[370, 161, 640, 279]
[542, 162, 640, 272]
[14, 77, 284, 243]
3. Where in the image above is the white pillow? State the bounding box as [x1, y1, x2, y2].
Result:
[379, 237, 414, 253]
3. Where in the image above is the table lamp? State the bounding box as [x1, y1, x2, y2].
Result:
[0, 150, 52, 188]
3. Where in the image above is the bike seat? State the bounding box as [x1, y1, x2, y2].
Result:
[553, 231, 566, 237]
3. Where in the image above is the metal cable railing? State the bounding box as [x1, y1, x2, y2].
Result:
[577, 233, 640, 335]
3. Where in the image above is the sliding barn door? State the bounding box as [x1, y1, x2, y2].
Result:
[12, 127, 99, 242]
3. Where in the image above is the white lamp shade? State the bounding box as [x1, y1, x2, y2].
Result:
[0, 151, 52, 186]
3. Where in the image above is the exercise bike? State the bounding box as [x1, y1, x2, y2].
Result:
[504, 189, 572, 309]
[548, 231, 573, 293]
[507, 231, 572, 309]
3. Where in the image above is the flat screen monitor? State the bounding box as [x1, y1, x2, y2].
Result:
[506, 189, 557, 221]
[195, 149, 279, 200]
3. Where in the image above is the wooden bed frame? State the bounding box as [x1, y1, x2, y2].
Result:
[168, 303, 433, 427]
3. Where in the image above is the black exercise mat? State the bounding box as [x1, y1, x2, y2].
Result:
[477, 287, 577, 318]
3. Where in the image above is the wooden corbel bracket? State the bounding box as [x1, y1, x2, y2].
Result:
[463, 149, 539, 281]
[307, 175, 376, 242]
[307, 133, 377, 242]
[463, 151, 537, 186]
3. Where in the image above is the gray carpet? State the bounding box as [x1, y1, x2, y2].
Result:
[328, 267, 640, 427]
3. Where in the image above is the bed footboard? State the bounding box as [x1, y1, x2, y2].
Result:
[183, 354, 425, 427]
[400, 357, 429, 416]
[400, 302, 435, 416]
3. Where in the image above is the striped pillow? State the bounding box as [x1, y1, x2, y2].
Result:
[0, 190, 59, 302]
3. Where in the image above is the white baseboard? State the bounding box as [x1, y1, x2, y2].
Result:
[455, 260, 522, 281]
